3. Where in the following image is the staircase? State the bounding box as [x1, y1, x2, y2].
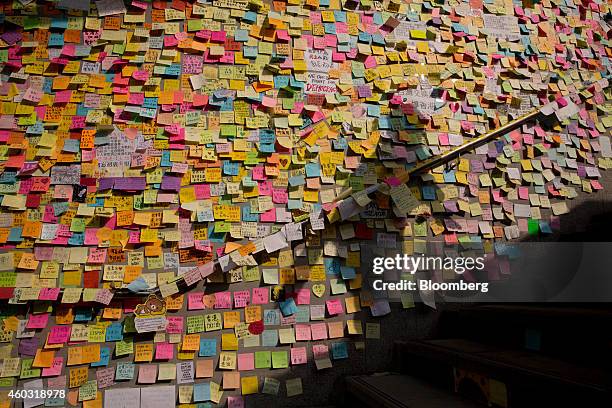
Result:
[345, 304, 612, 407]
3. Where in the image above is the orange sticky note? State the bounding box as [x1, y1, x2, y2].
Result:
[33, 349, 55, 368]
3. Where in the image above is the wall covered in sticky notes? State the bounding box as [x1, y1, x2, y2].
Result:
[0, 0, 611, 405]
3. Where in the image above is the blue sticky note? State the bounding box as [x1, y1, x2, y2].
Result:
[305, 163, 320, 177]
[63, 139, 80, 153]
[259, 143, 275, 153]
[91, 347, 110, 367]
[263, 309, 280, 326]
[74, 309, 92, 322]
[106, 323, 123, 342]
[295, 306, 310, 323]
[324, 258, 341, 276]
[115, 363, 135, 380]
[194, 382, 211, 402]
[0, 171, 16, 184]
[331, 342, 349, 360]
[243, 46, 258, 58]
[223, 161, 239, 176]
[242, 206, 259, 222]
[333, 137, 348, 150]
[340, 266, 356, 280]
[127, 277, 149, 293]
[443, 171, 456, 183]
[421, 185, 437, 200]
[234, 29, 249, 41]
[199, 338, 217, 357]
[288, 175, 305, 186]
[279, 298, 298, 317]
[261, 329, 279, 347]
[7, 227, 23, 243]
[287, 199, 303, 210]
[68, 232, 84, 246]
[243, 11, 257, 22]
[539, 221, 552, 234]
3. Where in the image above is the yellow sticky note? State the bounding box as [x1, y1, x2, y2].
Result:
[241, 375, 259, 395]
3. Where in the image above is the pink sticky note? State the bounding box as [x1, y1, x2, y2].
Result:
[27, 313, 50, 329]
[295, 324, 311, 341]
[214, 292, 232, 309]
[556, 97, 568, 107]
[258, 181, 272, 196]
[272, 189, 288, 204]
[310, 323, 328, 340]
[54, 90, 72, 103]
[261, 96, 277, 108]
[132, 70, 149, 81]
[233, 290, 250, 308]
[312, 344, 328, 359]
[194, 184, 211, 199]
[210, 31, 227, 43]
[251, 166, 266, 180]
[276, 30, 290, 41]
[260, 208, 276, 222]
[48, 326, 71, 344]
[128, 92, 144, 105]
[39, 288, 60, 301]
[156, 342, 174, 360]
[290, 347, 307, 365]
[384, 177, 402, 187]
[296, 289, 310, 305]
[166, 317, 184, 334]
[252, 288, 268, 305]
[237, 353, 255, 371]
[42, 357, 64, 377]
[188, 293, 205, 310]
[438, 133, 449, 145]
[364, 55, 378, 69]
[128, 231, 140, 244]
[227, 396, 245, 408]
[325, 299, 344, 315]
[138, 365, 157, 384]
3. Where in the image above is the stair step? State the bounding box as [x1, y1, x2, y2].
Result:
[394, 339, 612, 407]
[396, 339, 611, 391]
[345, 374, 485, 408]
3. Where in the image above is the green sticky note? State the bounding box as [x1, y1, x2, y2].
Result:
[187, 315, 205, 333]
[271, 351, 288, 369]
[410, 29, 427, 39]
[187, 19, 203, 31]
[527, 219, 539, 235]
[214, 221, 231, 233]
[220, 124, 237, 137]
[0, 378, 14, 387]
[19, 359, 41, 379]
[413, 220, 428, 237]
[255, 351, 271, 369]
[115, 338, 134, 356]
[243, 266, 260, 282]
[79, 380, 98, 402]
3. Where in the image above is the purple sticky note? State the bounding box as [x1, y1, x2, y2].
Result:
[114, 177, 146, 191]
[161, 175, 181, 191]
[98, 178, 116, 190]
[19, 338, 39, 357]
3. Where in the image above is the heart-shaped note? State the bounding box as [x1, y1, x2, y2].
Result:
[312, 284, 325, 298]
